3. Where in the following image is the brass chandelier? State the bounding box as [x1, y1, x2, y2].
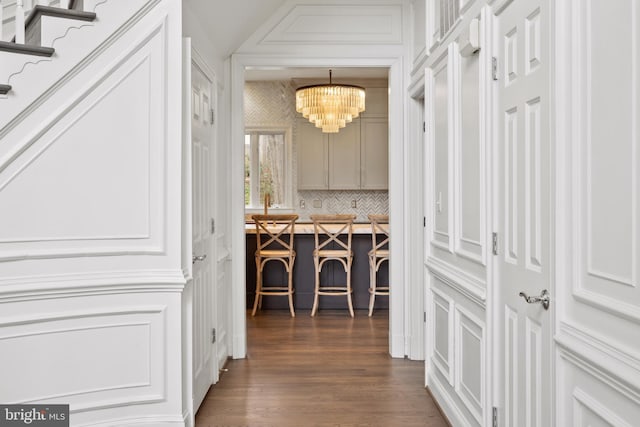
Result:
[295, 70, 365, 133]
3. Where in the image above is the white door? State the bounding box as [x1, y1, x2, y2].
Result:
[191, 59, 216, 411]
[496, 0, 553, 426]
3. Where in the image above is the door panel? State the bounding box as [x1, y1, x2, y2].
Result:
[496, 1, 552, 426]
[191, 60, 215, 412]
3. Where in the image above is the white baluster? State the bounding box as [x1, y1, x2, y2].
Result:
[15, 0, 25, 45]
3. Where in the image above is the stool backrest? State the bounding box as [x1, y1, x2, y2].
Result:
[252, 214, 298, 255]
[310, 214, 357, 252]
[368, 214, 389, 254]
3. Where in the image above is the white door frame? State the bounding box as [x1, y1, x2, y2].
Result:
[230, 54, 407, 359]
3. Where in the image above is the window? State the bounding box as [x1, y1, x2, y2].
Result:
[244, 129, 291, 208]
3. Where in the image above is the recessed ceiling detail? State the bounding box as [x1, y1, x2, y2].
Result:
[259, 4, 403, 45]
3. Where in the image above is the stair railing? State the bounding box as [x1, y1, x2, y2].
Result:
[2, 0, 74, 45]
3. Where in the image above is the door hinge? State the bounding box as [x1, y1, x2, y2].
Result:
[492, 232, 498, 255]
[492, 57, 498, 81]
[210, 109, 215, 125]
[424, 312, 427, 322]
[492, 407, 498, 427]
[423, 121, 426, 132]
[211, 218, 216, 234]
[423, 217, 426, 227]
[212, 328, 216, 344]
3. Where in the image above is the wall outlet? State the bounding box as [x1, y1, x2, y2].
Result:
[313, 199, 322, 208]
[351, 199, 357, 208]
[300, 199, 306, 209]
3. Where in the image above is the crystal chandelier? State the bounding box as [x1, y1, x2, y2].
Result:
[295, 70, 366, 133]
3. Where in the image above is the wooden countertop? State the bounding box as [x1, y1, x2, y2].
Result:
[245, 222, 374, 234]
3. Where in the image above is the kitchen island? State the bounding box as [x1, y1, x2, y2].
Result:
[245, 222, 389, 312]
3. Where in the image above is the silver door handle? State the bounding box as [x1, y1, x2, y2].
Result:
[192, 254, 207, 264]
[518, 289, 550, 310]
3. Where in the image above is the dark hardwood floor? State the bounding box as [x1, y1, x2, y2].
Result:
[195, 310, 449, 427]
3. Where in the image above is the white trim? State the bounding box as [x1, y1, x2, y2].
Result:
[427, 374, 473, 427]
[556, 322, 640, 405]
[431, 286, 455, 385]
[454, 303, 485, 424]
[230, 54, 406, 359]
[573, 388, 634, 427]
[426, 256, 487, 307]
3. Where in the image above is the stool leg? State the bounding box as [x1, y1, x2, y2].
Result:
[252, 256, 261, 316]
[311, 255, 320, 317]
[368, 255, 376, 317]
[346, 256, 354, 317]
[288, 256, 295, 317]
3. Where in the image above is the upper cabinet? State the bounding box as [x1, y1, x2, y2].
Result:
[297, 118, 329, 189]
[297, 85, 388, 190]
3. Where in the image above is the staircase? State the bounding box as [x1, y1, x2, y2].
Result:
[0, 0, 97, 95]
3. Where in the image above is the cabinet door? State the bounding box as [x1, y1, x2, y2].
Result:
[361, 118, 388, 190]
[329, 118, 361, 189]
[297, 118, 328, 189]
[361, 87, 388, 118]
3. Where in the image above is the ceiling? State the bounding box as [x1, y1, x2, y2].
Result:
[187, 0, 287, 58]
[187, 1, 389, 82]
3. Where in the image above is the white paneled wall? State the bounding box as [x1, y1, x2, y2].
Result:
[554, 0, 640, 426]
[417, 0, 640, 426]
[0, 0, 185, 425]
[422, 3, 490, 424]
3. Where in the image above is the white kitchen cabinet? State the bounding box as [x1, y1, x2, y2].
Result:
[329, 118, 361, 189]
[296, 85, 388, 190]
[361, 87, 388, 118]
[360, 118, 388, 190]
[297, 118, 329, 189]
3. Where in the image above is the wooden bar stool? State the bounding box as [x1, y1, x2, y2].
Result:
[367, 214, 389, 316]
[251, 214, 298, 317]
[310, 214, 357, 317]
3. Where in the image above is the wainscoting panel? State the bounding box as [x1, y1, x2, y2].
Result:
[432, 285, 454, 385]
[0, 16, 168, 262]
[454, 305, 484, 424]
[455, 46, 485, 265]
[571, 0, 640, 319]
[0, 307, 165, 407]
[557, 348, 640, 427]
[430, 51, 451, 251]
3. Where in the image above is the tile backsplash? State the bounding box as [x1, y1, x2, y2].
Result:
[295, 190, 388, 222]
[245, 80, 389, 222]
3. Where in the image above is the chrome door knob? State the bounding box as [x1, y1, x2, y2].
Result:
[518, 289, 550, 310]
[192, 254, 207, 264]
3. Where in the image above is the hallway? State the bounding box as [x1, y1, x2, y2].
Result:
[195, 310, 449, 426]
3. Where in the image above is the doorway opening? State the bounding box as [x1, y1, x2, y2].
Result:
[230, 59, 408, 359]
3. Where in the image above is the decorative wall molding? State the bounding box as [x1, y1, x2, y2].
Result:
[256, 4, 403, 46]
[556, 322, 640, 405]
[432, 285, 455, 385]
[452, 32, 486, 267]
[573, 288, 640, 325]
[0, 21, 168, 262]
[426, 256, 487, 307]
[0, 269, 186, 301]
[568, 0, 639, 316]
[573, 388, 634, 427]
[0, 306, 166, 408]
[427, 374, 473, 427]
[454, 304, 485, 424]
